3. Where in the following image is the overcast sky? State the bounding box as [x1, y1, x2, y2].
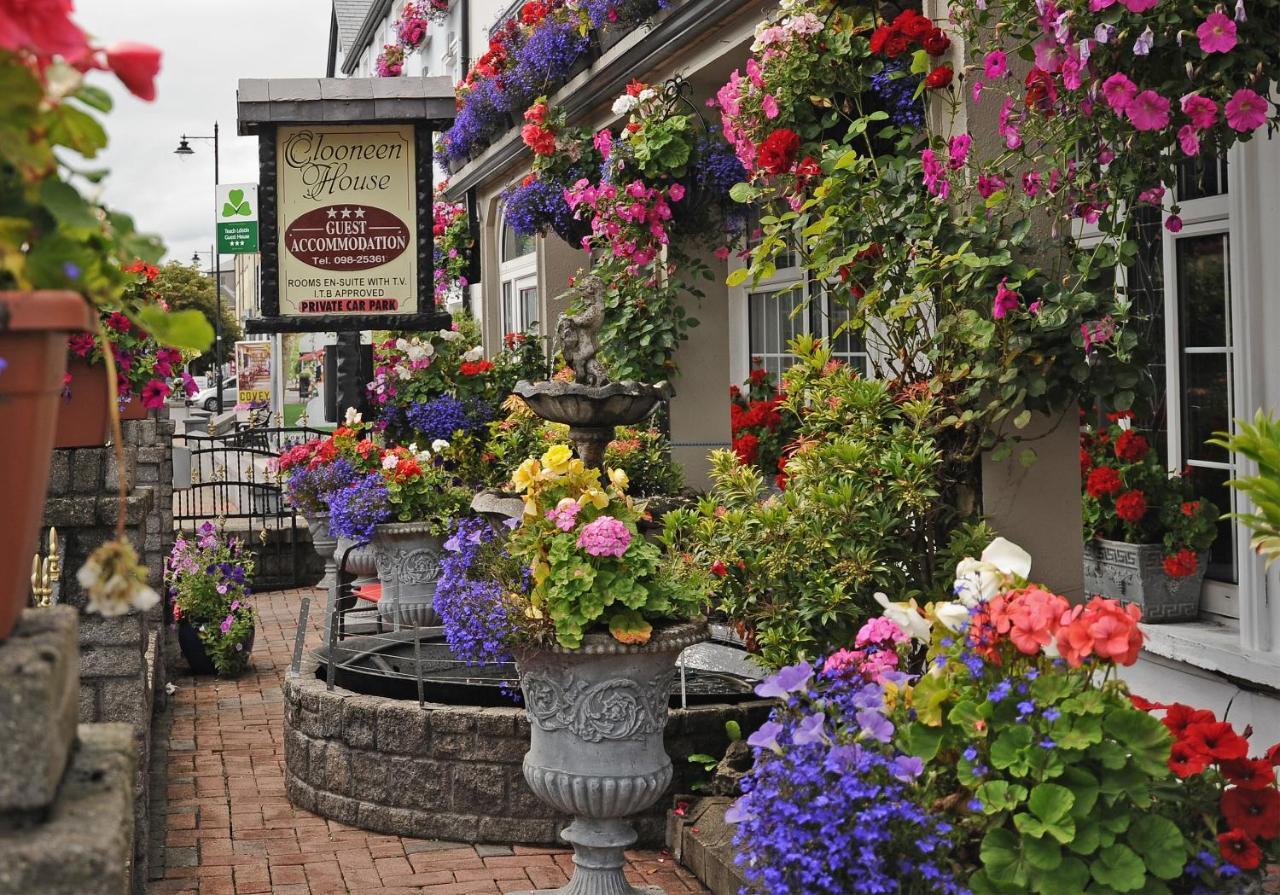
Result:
[77, 1, 331, 268]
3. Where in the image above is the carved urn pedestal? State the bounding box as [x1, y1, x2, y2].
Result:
[370, 522, 444, 629]
[513, 622, 707, 895]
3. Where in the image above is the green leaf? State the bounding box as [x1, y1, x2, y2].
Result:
[607, 607, 652, 645]
[728, 182, 757, 203]
[975, 780, 1027, 814]
[991, 726, 1034, 776]
[1019, 448, 1039, 468]
[898, 723, 942, 761]
[137, 307, 214, 351]
[1126, 816, 1186, 880]
[1029, 783, 1074, 824]
[1024, 835, 1062, 871]
[981, 827, 1027, 886]
[726, 267, 749, 288]
[74, 84, 114, 113]
[1103, 708, 1172, 778]
[1090, 843, 1146, 892]
[1014, 409, 1032, 430]
[1034, 857, 1091, 895]
[46, 104, 108, 157]
[39, 179, 99, 230]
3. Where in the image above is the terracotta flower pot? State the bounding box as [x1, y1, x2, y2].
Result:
[0, 291, 93, 641]
[55, 356, 110, 447]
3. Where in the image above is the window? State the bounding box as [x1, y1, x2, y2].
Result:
[499, 213, 538, 336]
[1112, 156, 1239, 617]
[731, 228, 869, 383]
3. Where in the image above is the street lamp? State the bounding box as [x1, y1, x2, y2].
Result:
[175, 123, 224, 413]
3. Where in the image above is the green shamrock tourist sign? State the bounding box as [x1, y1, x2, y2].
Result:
[215, 182, 259, 254]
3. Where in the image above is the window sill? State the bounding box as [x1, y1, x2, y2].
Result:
[1139, 619, 1280, 690]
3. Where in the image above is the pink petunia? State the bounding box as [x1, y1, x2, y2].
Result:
[1197, 11, 1238, 53]
[1121, 0, 1158, 11]
[1101, 72, 1138, 112]
[762, 94, 780, 119]
[992, 278, 1020, 319]
[1224, 88, 1269, 132]
[1177, 124, 1201, 156]
[948, 134, 972, 168]
[983, 50, 1008, 79]
[1180, 93, 1219, 129]
[1126, 90, 1171, 131]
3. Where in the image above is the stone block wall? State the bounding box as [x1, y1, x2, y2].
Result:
[283, 657, 773, 847]
[41, 411, 175, 892]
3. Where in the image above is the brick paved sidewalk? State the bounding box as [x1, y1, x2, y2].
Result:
[149, 586, 709, 894]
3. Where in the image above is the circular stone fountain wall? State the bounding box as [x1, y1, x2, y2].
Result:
[283, 651, 772, 846]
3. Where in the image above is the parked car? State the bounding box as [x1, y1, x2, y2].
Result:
[189, 377, 237, 412]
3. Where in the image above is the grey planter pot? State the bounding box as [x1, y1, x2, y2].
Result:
[514, 621, 707, 895]
[1082, 538, 1207, 623]
[304, 513, 339, 591]
[371, 522, 445, 629]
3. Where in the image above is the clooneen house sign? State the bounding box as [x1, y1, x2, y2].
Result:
[278, 124, 417, 317]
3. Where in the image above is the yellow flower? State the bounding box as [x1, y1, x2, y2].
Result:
[512, 458, 542, 492]
[532, 559, 550, 585]
[581, 486, 609, 510]
[541, 444, 573, 475]
[523, 497, 540, 519]
[608, 467, 629, 491]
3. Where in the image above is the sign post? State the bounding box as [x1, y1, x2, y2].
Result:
[216, 183, 259, 254]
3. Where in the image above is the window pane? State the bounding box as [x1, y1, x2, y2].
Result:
[519, 285, 538, 331]
[1177, 153, 1228, 201]
[748, 287, 809, 381]
[501, 281, 514, 335]
[501, 222, 535, 262]
[1181, 352, 1232, 465]
[820, 296, 869, 376]
[1188, 464, 1237, 584]
[1125, 204, 1169, 442]
[1177, 234, 1230, 348]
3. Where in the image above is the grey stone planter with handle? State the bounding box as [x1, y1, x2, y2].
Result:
[1082, 538, 1208, 622]
[371, 522, 444, 629]
[512, 620, 708, 895]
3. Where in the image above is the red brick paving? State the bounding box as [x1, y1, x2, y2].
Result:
[150, 586, 709, 894]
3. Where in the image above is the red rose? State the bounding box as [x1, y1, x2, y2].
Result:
[1114, 489, 1147, 523]
[711, 560, 728, 578]
[923, 28, 951, 55]
[795, 155, 822, 178]
[884, 32, 911, 57]
[1222, 787, 1280, 840]
[925, 65, 953, 90]
[1085, 466, 1122, 498]
[105, 42, 162, 103]
[1222, 758, 1278, 790]
[756, 128, 802, 175]
[1162, 549, 1199, 578]
[1114, 429, 1149, 462]
[1024, 68, 1058, 115]
[894, 10, 933, 41]
[1183, 721, 1250, 762]
[733, 433, 760, 465]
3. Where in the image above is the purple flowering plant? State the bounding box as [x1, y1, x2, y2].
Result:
[436, 517, 525, 667]
[165, 522, 257, 676]
[505, 445, 707, 649]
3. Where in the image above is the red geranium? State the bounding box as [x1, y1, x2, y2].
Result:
[1114, 429, 1149, 462]
[733, 432, 760, 465]
[1218, 829, 1263, 869]
[710, 560, 728, 578]
[1079, 447, 1093, 477]
[895, 9, 933, 41]
[1183, 721, 1250, 762]
[1114, 489, 1147, 523]
[1221, 787, 1280, 840]
[1086, 466, 1122, 498]
[521, 123, 556, 156]
[1162, 548, 1199, 578]
[757, 128, 802, 175]
[459, 360, 495, 376]
[925, 65, 953, 89]
[923, 29, 951, 55]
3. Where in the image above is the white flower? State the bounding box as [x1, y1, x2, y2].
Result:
[461, 346, 485, 363]
[1117, 415, 1132, 431]
[343, 407, 363, 426]
[77, 540, 160, 618]
[438, 329, 463, 342]
[395, 365, 412, 381]
[164, 682, 177, 695]
[382, 454, 400, 471]
[638, 87, 656, 103]
[405, 339, 435, 362]
[612, 94, 639, 116]
[952, 537, 1032, 606]
[431, 439, 451, 453]
[874, 592, 933, 643]
[933, 601, 971, 633]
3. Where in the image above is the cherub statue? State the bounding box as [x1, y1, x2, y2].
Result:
[555, 274, 610, 387]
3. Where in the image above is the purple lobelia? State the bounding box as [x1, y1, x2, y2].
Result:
[435, 517, 518, 667]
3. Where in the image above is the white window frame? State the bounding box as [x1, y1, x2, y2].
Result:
[728, 250, 872, 385]
[499, 212, 538, 337]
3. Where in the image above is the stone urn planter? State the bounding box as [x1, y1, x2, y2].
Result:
[371, 522, 445, 629]
[0, 291, 93, 641]
[1083, 538, 1208, 623]
[304, 512, 340, 591]
[514, 621, 707, 895]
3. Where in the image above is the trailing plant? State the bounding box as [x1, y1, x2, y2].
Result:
[1082, 412, 1219, 576]
[166, 523, 258, 677]
[433, 187, 472, 303]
